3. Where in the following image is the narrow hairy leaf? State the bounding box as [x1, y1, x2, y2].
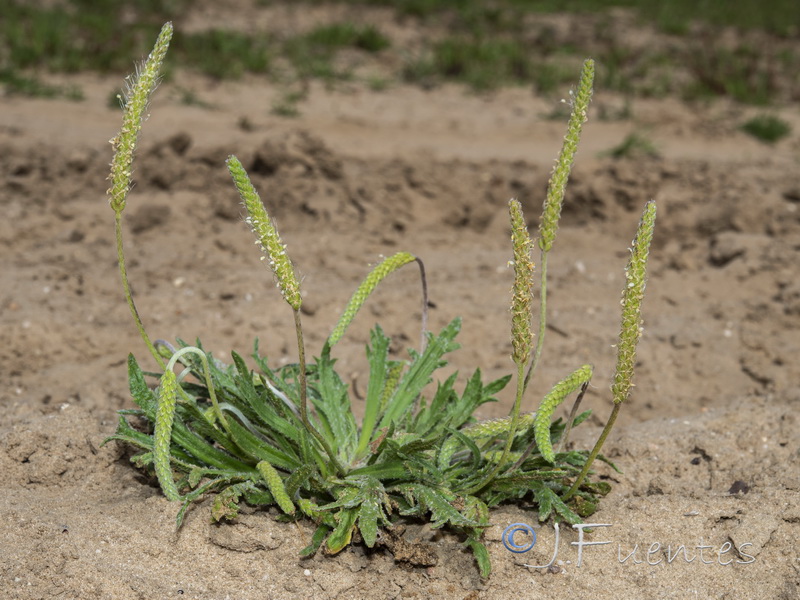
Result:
[548, 488, 582, 524]
[243, 487, 275, 506]
[413, 372, 458, 434]
[103, 415, 154, 452]
[354, 477, 387, 548]
[378, 318, 461, 430]
[357, 500, 380, 547]
[169, 415, 255, 474]
[298, 499, 337, 527]
[469, 540, 492, 579]
[446, 371, 509, 431]
[228, 418, 301, 470]
[176, 477, 231, 528]
[440, 427, 481, 470]
[396, 484, 481, 529]
[300, 524, 332, 557]
[310, 345, 357, 455]
[462, 495, 490, 525]
[533, 482, 553, 521]
[127, 354, 157, 419]
[284, 464, 314, 498]
[326, 507, 359, 554]
[348, 461, 409, 480]
[355, 325, 391, 457]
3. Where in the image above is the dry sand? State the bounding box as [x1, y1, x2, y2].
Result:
[2, 4, 799, 599]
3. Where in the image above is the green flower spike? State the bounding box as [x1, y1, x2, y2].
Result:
[612, 199, 657, 404]
[226, 155, 302, 311]
[329, 251, 417, 346]
[108, 22, 173, 214]
[534, 364, 593, 464]
[539, 58, 594, 253]
[509, 199, 535, 367]
[257, 461, 295, 515]
[524, 59, 595, 390]
[227, 154, 345, 475]
[154, 369, 181, 502]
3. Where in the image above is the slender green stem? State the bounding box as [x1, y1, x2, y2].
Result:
[414, 257, 429, 353]
[465, 362, 525, 494]
[115, 213, 165, 370]
[411, 257, 430, 415]
[293, 309, 346, 476]
[555, 380, 588, 455]
[562, 402, 620, 501]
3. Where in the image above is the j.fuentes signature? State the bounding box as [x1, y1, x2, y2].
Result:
[502, 522, 756, 568]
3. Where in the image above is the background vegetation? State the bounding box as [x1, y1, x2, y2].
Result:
[1, 0, 798, 106]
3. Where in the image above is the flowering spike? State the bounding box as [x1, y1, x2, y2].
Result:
[534, 364, 593, 463]
[539, 58, 594, 253]
[612, 200, 656, 404]
[108, 22, 173, 214]
[328, 252, 417, 346]
[154, 369, 181, 501]
[226, 155, 302, 311]
[509, 199, 535, 367]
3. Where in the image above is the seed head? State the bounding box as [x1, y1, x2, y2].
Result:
[227, 155, 302, 311]
[509, 199, 535, 366]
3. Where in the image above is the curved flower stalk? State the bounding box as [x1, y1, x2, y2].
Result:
[107, 21, 173, 369]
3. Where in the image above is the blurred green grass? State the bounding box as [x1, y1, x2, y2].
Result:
[1, 0, 797, 103]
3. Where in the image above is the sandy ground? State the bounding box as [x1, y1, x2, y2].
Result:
[2, 4, 800, 599]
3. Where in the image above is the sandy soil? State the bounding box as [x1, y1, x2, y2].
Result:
[2, 4, 800, 599]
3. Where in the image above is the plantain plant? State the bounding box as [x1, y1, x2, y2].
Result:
[104, 22, 656, 579]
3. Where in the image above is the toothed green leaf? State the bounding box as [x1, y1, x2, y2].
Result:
[395, 484, 481, 529]
[469, 540, 491, 579]
[326, 507, 358, 554]
[300, 524, 331, 557]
